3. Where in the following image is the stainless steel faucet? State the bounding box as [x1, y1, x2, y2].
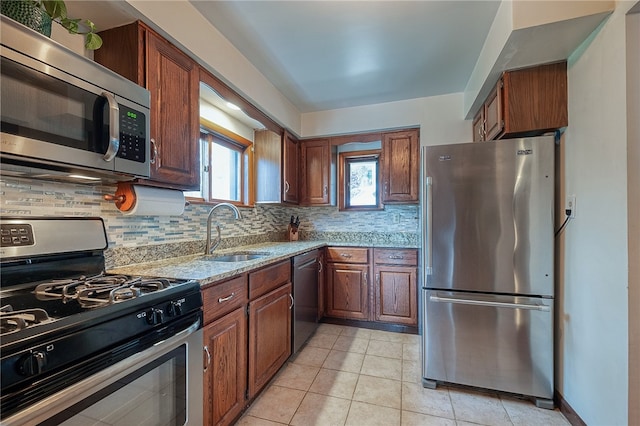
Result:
[205, 203, 242, 255]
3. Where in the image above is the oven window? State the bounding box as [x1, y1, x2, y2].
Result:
[44, 346, 187, 426]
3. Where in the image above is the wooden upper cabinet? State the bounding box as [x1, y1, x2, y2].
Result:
[300, 138, 331, 205]
[254, 129, 282, 203]
[254, 129, 299, 204]
[472, 109, 485, 142]
[484, 81, 503, 140]
[381, 129, 420, 203]
[473, 61, 567, 141]
[95, 21, 200, 190]
[472, 79, 503, 142]
[282, 131, 299, 204]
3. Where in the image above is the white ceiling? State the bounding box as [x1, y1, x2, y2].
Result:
[67, 1, 501, 114]
[190, 1, 501, 113]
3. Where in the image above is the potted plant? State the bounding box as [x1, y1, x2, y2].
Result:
[1, 0, 102, 50]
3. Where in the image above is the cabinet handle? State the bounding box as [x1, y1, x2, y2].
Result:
[150, 138, 158, 165]
[318, 261, 323, 273]
[376, 273, 380, 285]
[284, 180, 290, 193]
[324, 185, 328, 196]
[363, 272, 367, 286]
[289, 293, 294, 310]
[389, 255, 404, 260]
[203, 345, 211, 372]
[340, 253, 352, 258]
[218, 292, 235, 303]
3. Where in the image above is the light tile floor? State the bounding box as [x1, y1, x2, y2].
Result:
[238, 324, 570, 426]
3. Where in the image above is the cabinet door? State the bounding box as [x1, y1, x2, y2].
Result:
[472, 108, 485, 142]
[375, 265, 418, 326]
[484, 79, 504, 141]
[300, 138, 330, 205]
[326, 263, 369, 320]
[248, 283, 292, 398]
[282, 132, 299, 204]
[203, 307, 247, 426]
[146, 31, 200, 189]
[381, 130, 420, 203]
[318, 251, 326, 319]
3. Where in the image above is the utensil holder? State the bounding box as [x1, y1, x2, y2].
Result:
[288, 224, 299, 241]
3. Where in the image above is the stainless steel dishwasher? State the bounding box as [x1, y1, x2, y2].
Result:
[292, 249, 320, 353]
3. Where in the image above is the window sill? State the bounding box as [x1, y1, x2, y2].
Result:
[185, 197, 253, 209]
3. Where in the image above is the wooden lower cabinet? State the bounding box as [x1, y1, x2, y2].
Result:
[373, 248, 418, 327]
[326, 263, 369, 320]
[248, 283, 292, 398]
[203, 306, 247, 426]
[374, 265, 418, 326]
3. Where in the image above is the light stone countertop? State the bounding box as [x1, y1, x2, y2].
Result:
[108, 241, 325, 286]
[108, 240, 418, 287]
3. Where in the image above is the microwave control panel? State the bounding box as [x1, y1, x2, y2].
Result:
[118, 108, 146, 163]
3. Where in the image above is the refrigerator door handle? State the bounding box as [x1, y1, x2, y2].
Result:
[429, 295, 551, 312]
[420, 145, 433, 280]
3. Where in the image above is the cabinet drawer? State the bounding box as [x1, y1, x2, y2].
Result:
[202, 275, 248, 324]
[249, 260, 291, 300]
[373, 248, 418, 266]
[326, 247, 369, 264]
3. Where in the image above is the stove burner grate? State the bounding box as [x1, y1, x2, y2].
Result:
[33, 274, 173, 308]
[0, 305, 52, 335]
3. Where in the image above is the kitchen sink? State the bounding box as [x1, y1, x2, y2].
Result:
[204, 252, 269, 262]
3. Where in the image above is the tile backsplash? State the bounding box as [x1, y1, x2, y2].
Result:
[1, 177, 419, 264]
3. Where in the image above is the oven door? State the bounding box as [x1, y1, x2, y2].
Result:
[1, 318, 203, 426]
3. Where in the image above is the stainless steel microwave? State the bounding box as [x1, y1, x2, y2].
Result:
[0, 16, 150, 183]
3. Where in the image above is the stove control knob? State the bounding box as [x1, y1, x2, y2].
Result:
[167, 301, 182, 317]
[18, 351, 47, 376]
[146, 308, 164, 325]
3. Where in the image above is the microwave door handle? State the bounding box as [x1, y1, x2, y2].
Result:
[102, 91, 120, 162]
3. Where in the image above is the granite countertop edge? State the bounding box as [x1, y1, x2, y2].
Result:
[108, 240, 419, 287]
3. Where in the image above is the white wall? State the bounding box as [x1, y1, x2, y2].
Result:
[300, 92, 471, 145]
[558, 2, 633, 424]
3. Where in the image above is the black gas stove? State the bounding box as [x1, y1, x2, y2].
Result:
[0, 217, 203, 422]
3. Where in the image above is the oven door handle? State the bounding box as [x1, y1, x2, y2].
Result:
[2, 316, 202, 426]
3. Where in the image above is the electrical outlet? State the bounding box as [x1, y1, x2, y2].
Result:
[566, 195, 576, 218]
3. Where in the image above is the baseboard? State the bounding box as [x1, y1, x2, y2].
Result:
[319, 317, 418, 334]
[555, 391, 587, 426]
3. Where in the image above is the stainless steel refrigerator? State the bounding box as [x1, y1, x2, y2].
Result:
[420, 135, 555, 409]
